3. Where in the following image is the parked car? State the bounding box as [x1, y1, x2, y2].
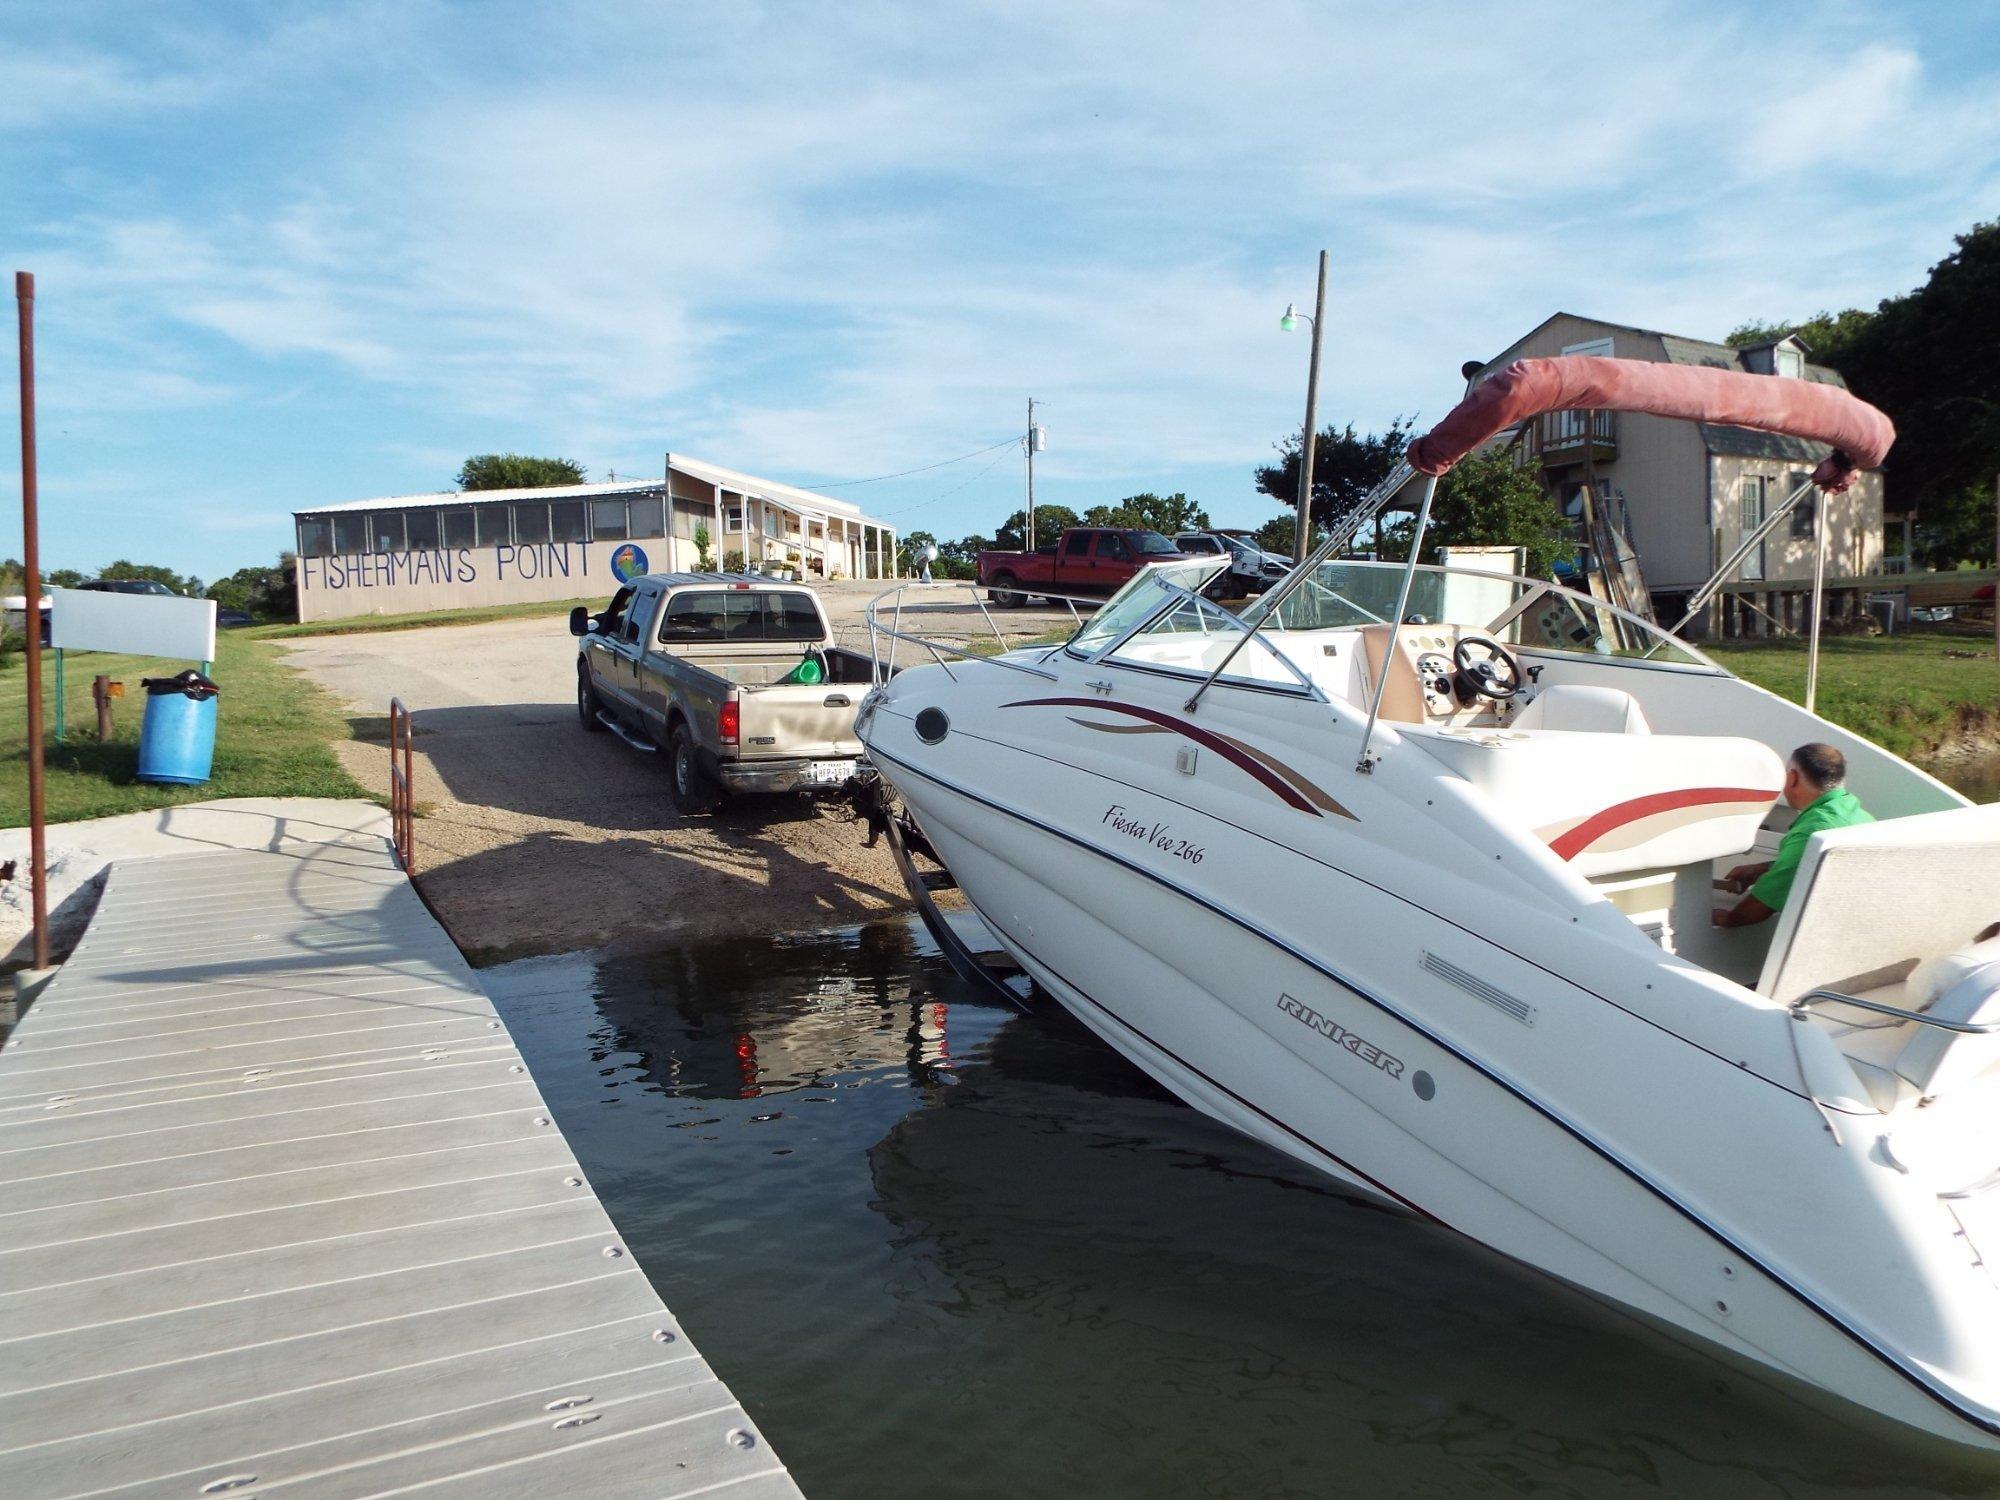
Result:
[976, 526, 1190, 607]
[76, 578, 177, 596]
[572, 573, 879, 811]
[1172, 530, 1288, 597]
[216, 608, 255, 628]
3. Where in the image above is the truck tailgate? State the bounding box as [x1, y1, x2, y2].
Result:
[739, 684, 864, 761]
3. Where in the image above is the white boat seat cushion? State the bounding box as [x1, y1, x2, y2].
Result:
[1510, 684, 1651, 734]
[1895, 941, 2000, 1097]
[1414, 729, 1782, 877]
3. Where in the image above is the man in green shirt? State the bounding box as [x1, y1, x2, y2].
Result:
[1714, 743, 1874, 928]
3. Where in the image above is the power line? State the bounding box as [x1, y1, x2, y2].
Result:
[811, 436, 1020, 488]
[879, 445, 1019, 519]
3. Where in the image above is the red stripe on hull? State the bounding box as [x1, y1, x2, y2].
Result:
[1003, 697, 1321, 815]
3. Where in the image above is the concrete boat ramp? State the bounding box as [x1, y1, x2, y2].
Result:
[0, 809, 799, 1498]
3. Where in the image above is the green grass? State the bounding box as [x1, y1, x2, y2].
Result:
[1706, 629, 2000, 760]
[1, 632, 365, 827]
[249, 594, 603, 640]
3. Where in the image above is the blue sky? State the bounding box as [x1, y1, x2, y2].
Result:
[3, 0, 1997, 582]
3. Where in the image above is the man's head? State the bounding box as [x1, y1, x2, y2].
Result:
[1784, 742, 1847, 809]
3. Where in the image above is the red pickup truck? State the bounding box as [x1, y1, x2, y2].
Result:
[977, 526, 1190, 607]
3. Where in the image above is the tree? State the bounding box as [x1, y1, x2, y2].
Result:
[937, 534, 991, 575]
[99, 559, 205, 596]
[1728, 221, 2000, 565]
[1254, 514, 1296, 556]
[1377, 452, 1569, 579]
[1079, 492, 1210, 535]
[993, 504, 1079, 550]
[693, 522, 714, 570]
[1255, 418, 1415, 536]
[1725, 309, 1876, 366]
[207, 552, 297, 619]
[456, 454, 587, 490]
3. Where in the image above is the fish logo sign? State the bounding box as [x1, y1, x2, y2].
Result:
[610, 543, 650, 584]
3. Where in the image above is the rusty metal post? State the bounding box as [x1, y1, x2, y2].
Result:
[16, 271, 49, 972]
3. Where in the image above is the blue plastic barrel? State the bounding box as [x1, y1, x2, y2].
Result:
[137, 671, 219, 785]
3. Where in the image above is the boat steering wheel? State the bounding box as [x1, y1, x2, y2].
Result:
[1452, 634, 1526, 702]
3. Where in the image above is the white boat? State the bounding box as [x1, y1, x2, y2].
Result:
[858, 355, 2000, 1449]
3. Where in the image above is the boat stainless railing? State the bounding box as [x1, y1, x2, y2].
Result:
[1790, 988, 2000, 1036]
[865, 580, 1098, 686]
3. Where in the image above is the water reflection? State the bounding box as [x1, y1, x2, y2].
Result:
[1938, 752, 2000, 805]
[488, 921, 2000, 1499]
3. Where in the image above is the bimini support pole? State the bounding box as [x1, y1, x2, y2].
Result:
[1184, 458, 1418, 713]
[1805, 486, 1828, 713]
[1355, 473, 1439, 774]
[1667, 475, 1818, 639]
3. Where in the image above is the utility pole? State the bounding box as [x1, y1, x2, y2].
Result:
[1288, 251, 1328, 564]
[16, 271, 48, 972]
[1025, 398, 1044, 551]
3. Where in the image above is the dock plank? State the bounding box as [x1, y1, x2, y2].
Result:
[0, 844, 799, 1499]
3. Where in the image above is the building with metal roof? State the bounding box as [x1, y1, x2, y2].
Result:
[1472, 313, 1884, 618]
[291, 455, 897, 623]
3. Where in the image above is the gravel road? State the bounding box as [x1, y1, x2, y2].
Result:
[280, 581, 1076, 961]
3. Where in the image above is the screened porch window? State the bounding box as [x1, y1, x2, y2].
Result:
[591, 498, 630, 541]
[513, 502, 551, 543]
[551, 501, 587, 542]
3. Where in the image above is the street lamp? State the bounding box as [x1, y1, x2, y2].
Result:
[1281, 251, 1329, 565]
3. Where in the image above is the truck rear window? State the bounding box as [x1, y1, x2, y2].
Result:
[658, 591, 825, 643]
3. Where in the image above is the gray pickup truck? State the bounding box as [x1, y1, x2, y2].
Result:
[571, 574, 877, 811]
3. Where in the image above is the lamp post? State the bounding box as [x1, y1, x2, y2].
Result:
[1281, 250, 1329, 565]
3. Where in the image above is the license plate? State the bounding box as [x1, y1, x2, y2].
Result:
[808, 760, 855, 785]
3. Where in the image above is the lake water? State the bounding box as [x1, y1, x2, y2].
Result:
[1939, 752, 2000, 805]
[487, 922, 2000, 1498]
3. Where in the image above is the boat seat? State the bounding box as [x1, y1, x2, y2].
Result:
[1510, 684, 1650, 734]
[1892, 939, 2000, 1098]
[1757, 803, 2000, 1008]
[1413, 728, 1781, 877]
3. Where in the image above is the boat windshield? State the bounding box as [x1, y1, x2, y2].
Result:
[1249, 560, 1712, 667]
[1067, 560, 1227, 655]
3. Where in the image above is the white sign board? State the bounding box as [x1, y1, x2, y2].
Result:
[49, 589, 217, 662]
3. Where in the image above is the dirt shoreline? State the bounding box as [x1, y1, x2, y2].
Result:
[285, 588, 1077, 965]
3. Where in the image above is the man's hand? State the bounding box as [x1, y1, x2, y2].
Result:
[1722, 861, 1772, 895]
[1714, 894, 1774, 929]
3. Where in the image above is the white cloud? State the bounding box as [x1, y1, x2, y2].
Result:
[6, 0, 1998, 566]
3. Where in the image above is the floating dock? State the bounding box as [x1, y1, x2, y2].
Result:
[0, 836, 799, 1498]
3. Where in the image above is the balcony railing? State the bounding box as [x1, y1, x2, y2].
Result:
[1525, 409, 1617, 467]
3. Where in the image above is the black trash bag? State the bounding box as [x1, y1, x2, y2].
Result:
[140, 669, 220, 701]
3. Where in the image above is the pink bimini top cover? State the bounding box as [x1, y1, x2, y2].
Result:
[1406, 355, 1895, 492]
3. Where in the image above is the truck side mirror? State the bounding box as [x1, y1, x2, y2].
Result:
[569, 606, 590, 637]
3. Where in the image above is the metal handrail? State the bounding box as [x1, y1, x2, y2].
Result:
[865, 579, 1105, 686]
[388, 697, 415, 875]
[1790, 987, 2000, 1036]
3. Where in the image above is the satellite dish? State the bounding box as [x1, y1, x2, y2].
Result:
[919, 542, 940, 563]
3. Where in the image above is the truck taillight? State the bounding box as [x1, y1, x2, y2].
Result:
[718, 702, 739, 744]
